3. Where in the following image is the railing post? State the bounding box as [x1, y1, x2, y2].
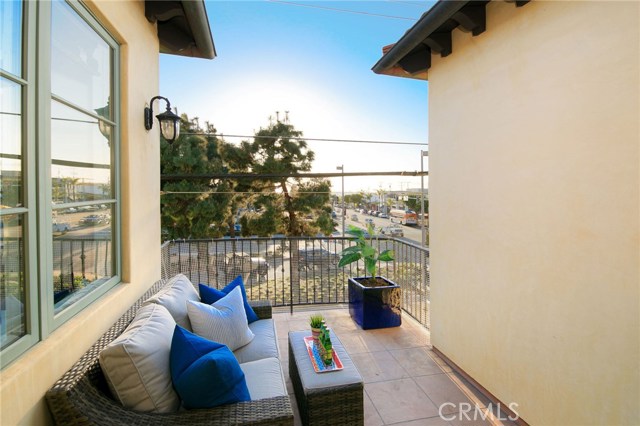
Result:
[288, 239, 297, 314]
[80, 240, 86, 282]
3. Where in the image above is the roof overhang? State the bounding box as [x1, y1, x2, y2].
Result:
[372, 0, 528, 80]
[145, 0, 216, 60]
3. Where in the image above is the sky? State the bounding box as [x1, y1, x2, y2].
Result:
[159, 0, 433, 194]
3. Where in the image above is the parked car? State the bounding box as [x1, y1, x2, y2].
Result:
[82, 214, 104, 225]
[52, 221, 71, 233]
[379, 213, 389, 219]
[297, 248, 340, 270]
[225, 252, 269, 278]
[381, 226, 404, 237]
[81, 214, 110, 225]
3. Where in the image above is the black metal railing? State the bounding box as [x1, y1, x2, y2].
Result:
[52, 238, 112, 297]
[161, 236, 430, 329]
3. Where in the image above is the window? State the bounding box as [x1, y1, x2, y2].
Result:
[0, 0, 120, 366]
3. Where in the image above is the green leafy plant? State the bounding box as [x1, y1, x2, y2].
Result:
[309, 314, 324, 329]
[338, 223, 394, 278]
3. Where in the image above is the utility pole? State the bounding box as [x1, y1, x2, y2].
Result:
[336, 165, 345, 235]
[420, 150, 429, 246]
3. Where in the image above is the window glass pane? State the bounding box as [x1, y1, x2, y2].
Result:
[52, 206, 113, 314]
[0, 78, 23, 208]
[51, 0, 110, 114]
[0, 0, 22, 76]
[0, 214, 26, 350]
[51, 100, 111, 202]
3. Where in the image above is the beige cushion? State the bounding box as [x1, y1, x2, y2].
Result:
[233, 318, 279, 364]
[143, 274, 199, 330]
[98, 304, 180, 413]
[240, 357, 288, 401]
[187, 286, 255, 351]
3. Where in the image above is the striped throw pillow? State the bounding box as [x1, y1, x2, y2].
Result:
[186, 286, 255, 351]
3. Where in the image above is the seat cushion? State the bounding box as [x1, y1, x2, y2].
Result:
[239, 357, 288, 401]
[99, 304, 180, 413]
[187, 286, 254, 351]
[171, 325, 251, 409]
[143, 274, 200, 330]
[233, 318, 279, 364]
[199, 276, 259, 323]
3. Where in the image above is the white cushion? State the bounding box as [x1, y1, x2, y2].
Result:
[143, 274, 199, 330]
[98, 304, 180, 413]
[233, 319, 279, 364]
[240, 357, 288, 401]
[187, 286, 255, 351]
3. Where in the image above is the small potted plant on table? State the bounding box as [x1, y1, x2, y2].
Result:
[309, 314, 324, 342]
[338, 224, 401, 329]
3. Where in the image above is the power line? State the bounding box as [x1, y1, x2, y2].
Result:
[388, 0, 432, 8]
[267, 0, 418, 21]
[180, 132, 427, 146]
[162, 170, 428, 181]
[161, 191, 331, 195]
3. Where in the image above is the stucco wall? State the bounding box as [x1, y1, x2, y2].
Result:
[429, 1, 639, 425]
[0, 1, 162, 424]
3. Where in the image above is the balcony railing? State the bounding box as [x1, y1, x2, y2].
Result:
[161, 237, 430, 329]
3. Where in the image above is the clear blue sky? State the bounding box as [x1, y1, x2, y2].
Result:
[160, 1, 433, 194]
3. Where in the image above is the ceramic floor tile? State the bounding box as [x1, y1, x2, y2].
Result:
[390, 347, 448, 377]
[365, 378, 440, 424]
[288, 319, 310, 332]
[446, 371, 493, 409]
[414, 373, 475, 416]
[364, 389, 385, 426]
[332, 332, 369, 355]
[351, 350, 409, 383]
[289, 394, 302, 426]
[328, 316, 360, 333]
[446, 408, 496, 426]
[276, 322, 290, 340]
[390, 416, 452, 426]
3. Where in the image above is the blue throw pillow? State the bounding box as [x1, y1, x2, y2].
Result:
[170, 325, 251, 409]
[199, 276, 259, 323]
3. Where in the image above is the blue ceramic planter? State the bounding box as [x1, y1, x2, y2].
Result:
[348, 276, 401, 330]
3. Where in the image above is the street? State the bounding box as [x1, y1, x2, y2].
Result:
[340, 208, 427, 247]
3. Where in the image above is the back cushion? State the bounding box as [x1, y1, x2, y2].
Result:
[143, 274, 200, 330]
[99, 304, 180, 413]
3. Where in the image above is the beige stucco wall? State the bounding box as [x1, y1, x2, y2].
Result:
[429, 1, 639, 425]
[0, 1, 162, 424]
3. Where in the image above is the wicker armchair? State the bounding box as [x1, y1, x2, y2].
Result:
[45, 279, 294, 426]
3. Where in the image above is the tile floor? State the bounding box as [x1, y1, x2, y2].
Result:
[274, 307, 518, 426]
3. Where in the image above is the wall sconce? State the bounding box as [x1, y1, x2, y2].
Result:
[94, 105, 111, 142]
[144, 96, 181, 143]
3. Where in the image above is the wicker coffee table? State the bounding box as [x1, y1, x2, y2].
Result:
[288, 330, 364, 426]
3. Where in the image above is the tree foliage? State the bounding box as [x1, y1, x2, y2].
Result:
[160, 115, 335, 240]
[344, 193, 364, 206]
[160, 116, 234, 239]
[405, 195, 428, 214]
[235, 120, 334, 236]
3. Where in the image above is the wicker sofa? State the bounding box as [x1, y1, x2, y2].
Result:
[46, 278, 294, 426]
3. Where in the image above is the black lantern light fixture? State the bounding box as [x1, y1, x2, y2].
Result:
[94, 104, 111, 142]
[144, 96, 181, 143]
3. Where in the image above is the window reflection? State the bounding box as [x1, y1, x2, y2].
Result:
[0, 0, 22, 76]
[51, 100, 111, 202]
[0, 214, 25, 350]
[0, 78, 23, 208]
[52, 206, 113, 313]
[51, 0, 110, 114]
